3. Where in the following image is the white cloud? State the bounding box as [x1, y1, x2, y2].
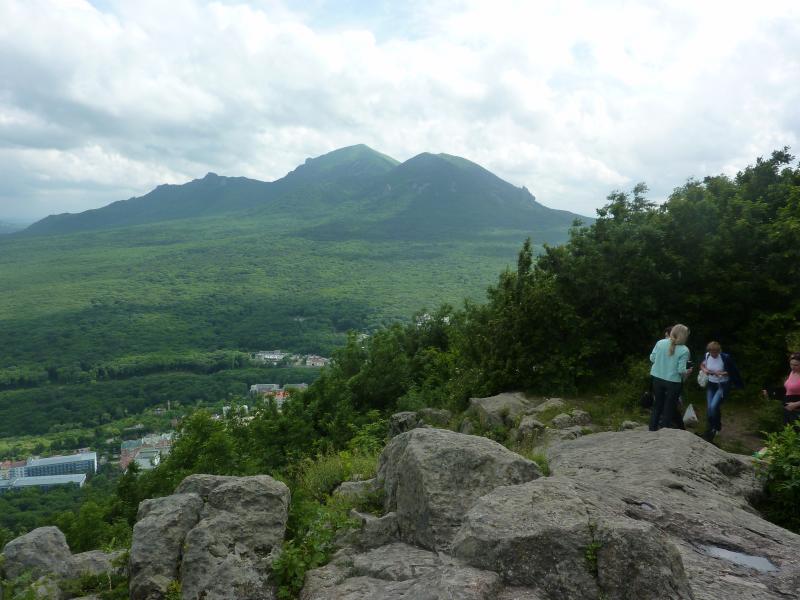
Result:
[0, 0, 798, 220]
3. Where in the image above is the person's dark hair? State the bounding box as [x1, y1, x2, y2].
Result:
[663, 326, 673, 337]
[790, 352, 800, 362]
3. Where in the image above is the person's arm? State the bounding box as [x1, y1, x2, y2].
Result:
[762, 384, 786, 401]
[678, 350, 690, 375]
[649, 343, 658, 364]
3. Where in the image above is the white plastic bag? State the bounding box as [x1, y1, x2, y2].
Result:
[683, 403, 698, 427]
[697, 370, 708, 388]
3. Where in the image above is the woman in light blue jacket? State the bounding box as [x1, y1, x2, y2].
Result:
[649, 324, 693, 431]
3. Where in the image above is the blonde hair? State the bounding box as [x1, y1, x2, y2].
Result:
[669, 324, 689, 355]
[706, 341, 721, 352]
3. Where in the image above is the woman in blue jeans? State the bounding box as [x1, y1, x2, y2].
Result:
[699, 341, 744, 442]
[649, 324, 692, 431]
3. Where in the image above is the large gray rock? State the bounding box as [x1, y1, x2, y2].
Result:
[180, 475, 290, 600]
[71, 549, 126, 578]
[453, 478, 605, 599]
[454, 476, 692, 600]
[300, 542, 502, 600]
[175, 473, 239, 500]
[517, 415, 546, 439]
[339, 510, 399, 550]
[469, 392, 534, 428]
[377, 428, 540, 551]
[389, 412, 423, 437]
[333, 478, 376, 500]
[550, 409, 591, 429]
[301, 428, 800, 600]
[1, 526, 73, 580]
[529, 398, 565, 413]
[543, 429, 800, 600]
[418, 407, 452, 427]
[129, 492, 203, 600]
[455, 428, 800, 599]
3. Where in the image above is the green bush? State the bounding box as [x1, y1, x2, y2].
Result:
[757, 423, 800, 532]
[59, 571, 129, 600]
[272, 500, 356, 600]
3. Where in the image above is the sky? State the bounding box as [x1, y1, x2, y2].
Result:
[0, 0, 798, 222]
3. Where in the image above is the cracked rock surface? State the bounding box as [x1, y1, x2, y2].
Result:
[305, 427, 800, 600]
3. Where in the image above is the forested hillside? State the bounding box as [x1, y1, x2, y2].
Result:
[0, 145, 589, 435]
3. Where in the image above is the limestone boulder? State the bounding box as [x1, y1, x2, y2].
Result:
[302, 427, 800, 600]
[1, 526, 73, 580]
[545, 429, 800, 599]
[550, 409, 591, 429]
[517, 415, 546, 439]
[453, 478, 605, 599]
[529, 398, 566, 414]
[179, 475, 290, 600]
[339, 510, 399, 550]
[129, 492, 204, 600]
[377, 428, 540, 551]
[333, 478, 376, 500]
[389, 411, 423, 437]
[418, 407, 452, 427]
[174, 473, 239, 500]
[300, 542, 502, 600]
[71, 549, 126, 578]
[469, 392, 533, 428]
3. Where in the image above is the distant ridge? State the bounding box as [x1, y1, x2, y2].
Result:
[21, 145, 591, 241]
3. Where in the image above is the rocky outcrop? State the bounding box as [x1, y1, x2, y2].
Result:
[333, 478, 376, 500]
[550, 409, 591, 429]
[544, 429, 800, 599]
[417, 407, 452, 427]
[453, 478, 692, 599]
[529, 397, 566, 413]
[6, 424, 799, 600]
[300, 543, 503, 600]
[389, 411, 422, 437]
[0, 526, 73, 580]
[181, 476, 289, 600]
[377, 428, 541, 551]
[303, 427, 800, 600]
[517, 415, 546, 438]
[469, 391, 534, 428]
[129, 474, 290, 600]
[389, 408, 454, 437]
[0, 527, 125, 600]
[129, 492, 204, 600]
[71, 549, 126, 577]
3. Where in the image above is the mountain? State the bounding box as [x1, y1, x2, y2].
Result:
[21, 145, 589, 241]
[0, 144, 591, 387]
[23, 174, 274, 236]
[299, 152, 582, 243]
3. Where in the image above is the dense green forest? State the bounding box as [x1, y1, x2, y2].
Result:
[0, 366, 317, 438]
[2, 150, 799, 597]
[0, 146, 586, 450]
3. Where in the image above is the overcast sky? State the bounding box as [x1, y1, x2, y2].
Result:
[0, 0, 798, 222]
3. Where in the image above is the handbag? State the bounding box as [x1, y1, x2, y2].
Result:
[697, 352, 709, 387]
[697, 370, 708, 388]
[640, 390, 654, 409]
